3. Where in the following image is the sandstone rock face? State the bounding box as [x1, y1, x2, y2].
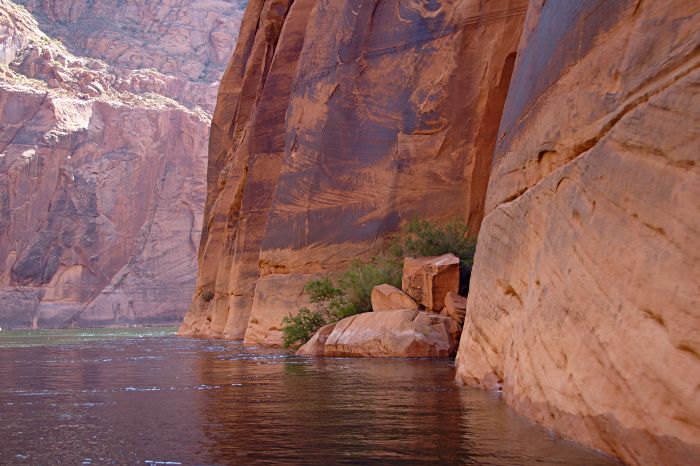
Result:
[320, 310, 459, 358]
[244, 273, 318, 347]
[442, 291, 466, 324]
[16, 0, 246, 111]
[370, 284, 418, 312]
[0, 0, 245, 329]
[296, 321, 336, 357]
[402, 254, 460, 312]
[179, 0, 528, 342]
[455, 1, 700, 465]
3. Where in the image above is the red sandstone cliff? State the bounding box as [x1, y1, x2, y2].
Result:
[455, 1, 700, 465]
[184, 0, 699, 464]
[0, 0, 246, 328]
[180, 0, 527, 343]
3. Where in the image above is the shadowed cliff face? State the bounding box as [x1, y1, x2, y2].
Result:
[179, 0, 527, 342]
[456, 1, 700, 465]
[0, 0, 246, 328]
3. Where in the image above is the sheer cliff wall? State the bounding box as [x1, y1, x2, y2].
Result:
[455, 1, 700, 465]
[179, 0, 527, 343]
[184, 1, 700, 464]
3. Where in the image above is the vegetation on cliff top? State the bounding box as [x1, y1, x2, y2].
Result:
[282, 219, 476, 349]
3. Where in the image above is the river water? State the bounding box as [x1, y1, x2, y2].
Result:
[0, 328, 620, 465]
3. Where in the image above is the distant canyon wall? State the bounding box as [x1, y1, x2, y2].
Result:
[455, 1, 700, 465]
[0, 0, 246, 328]
[180, 0, 527, 344]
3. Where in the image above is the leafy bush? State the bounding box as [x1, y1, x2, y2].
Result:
[202, 290, 214, 302]
[400, 219, 476, 264]
[282, 218, 477, 349]
[281, 255, 402, 349]
[337, 254, 402, 317]
[281, 307, 327, 350]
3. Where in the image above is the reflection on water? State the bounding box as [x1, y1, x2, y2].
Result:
[0, 329, 619, 465]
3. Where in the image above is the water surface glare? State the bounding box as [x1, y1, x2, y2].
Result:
[0, 329, 620, 465]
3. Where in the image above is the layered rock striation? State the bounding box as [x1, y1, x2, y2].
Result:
[184, 0, 699, 463]
[180, 0, 527, 344]
[0, 0, 246, 328]
[455, 1, 700, 465]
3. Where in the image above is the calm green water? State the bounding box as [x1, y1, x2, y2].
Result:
[0, 327, 177, 348]
[0, 328, 620, 465]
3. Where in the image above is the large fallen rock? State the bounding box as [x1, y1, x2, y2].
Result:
[370, 284, 419, 312]
[296, 322, 337, 357]
[402, 254, 460, 311]
[318, 310, 459, 358]
[442, 291, 467, 325]
[455, 1, 700, 465]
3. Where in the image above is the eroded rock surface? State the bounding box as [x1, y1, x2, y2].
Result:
[319, 309, 460, 358]
[0, 0, 245, 328]
[371, 284, 418, 312]
[442, 291, 466, 324]
[455, 1, 700, 465]
[181, 0, 527, 343]
[296, 321, 336, 357]
[16, 0, 246, 111]
[402, 254, 460, 311]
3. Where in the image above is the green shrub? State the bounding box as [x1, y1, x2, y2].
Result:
[337, 254, 402, 316]
[305, 277, 345, 310]
[281, 255, 403, 349]
[282, 218, 477, 349]
[202, 290, 214, 302]
[281, 307, 327, 350]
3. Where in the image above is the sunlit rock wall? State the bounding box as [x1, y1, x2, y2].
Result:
[455, 1, 700, 465]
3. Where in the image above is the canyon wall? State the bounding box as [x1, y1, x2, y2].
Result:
[455, 1, 700, 465]
[179, 0, 528, 343]
[0, 0, 246, 328]
[185, 0, 700, 463]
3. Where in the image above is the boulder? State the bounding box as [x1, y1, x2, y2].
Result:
[320, 310, 460, 358]
[442, 291, 467, 324]
[296, 322, 337, 357]
[370, 284, 419, 312]
[413, 311, 462, 355]
[402, 254, 460, 311]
